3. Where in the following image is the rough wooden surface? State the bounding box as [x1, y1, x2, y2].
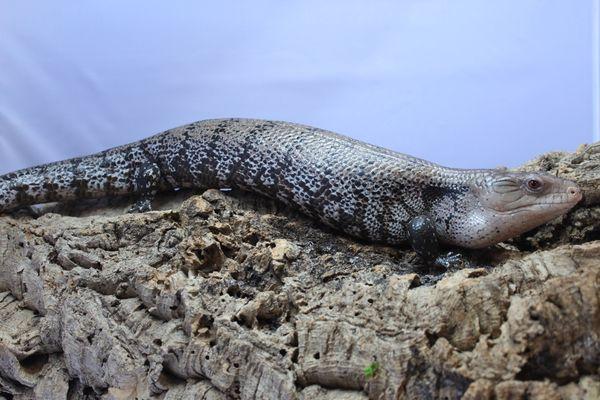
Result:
[1, 143, 599, 400]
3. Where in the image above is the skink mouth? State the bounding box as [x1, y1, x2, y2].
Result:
[536, 190, 582, 206]
[494, 190, 582, 215]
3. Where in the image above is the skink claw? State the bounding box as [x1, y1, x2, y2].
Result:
[433, 251, 465, 269]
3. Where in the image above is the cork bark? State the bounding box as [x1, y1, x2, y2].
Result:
[1, 143, 599, 400]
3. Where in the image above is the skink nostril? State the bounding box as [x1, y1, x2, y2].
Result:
[567, 186, 581, 197]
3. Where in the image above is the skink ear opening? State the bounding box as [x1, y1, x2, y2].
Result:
[492, 179, 520, 194]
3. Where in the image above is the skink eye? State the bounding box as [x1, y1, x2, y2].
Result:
[526, 179, 543, 191]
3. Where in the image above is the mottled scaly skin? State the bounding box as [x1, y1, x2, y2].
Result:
[0, 119, 490, 246]
[0, 119, 578, 251]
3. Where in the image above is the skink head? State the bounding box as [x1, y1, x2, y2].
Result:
[475, 171, 582, 214]
[450, 171, 582, 248]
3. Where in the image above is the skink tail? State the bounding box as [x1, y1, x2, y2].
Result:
[0, 150, 142, 213]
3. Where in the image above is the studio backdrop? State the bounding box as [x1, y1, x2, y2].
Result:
[0, 1, 597, 174]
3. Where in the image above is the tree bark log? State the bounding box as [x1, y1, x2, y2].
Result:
[1, 143, 599, 399]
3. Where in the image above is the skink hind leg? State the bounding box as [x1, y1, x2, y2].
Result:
[127, 162, 162, 213]
[128, 196, 154, 213]
[408, 215, 465, 268]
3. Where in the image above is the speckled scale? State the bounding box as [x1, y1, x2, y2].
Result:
[0, 118, 490, 245]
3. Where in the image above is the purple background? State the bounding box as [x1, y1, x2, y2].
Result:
[0, 1, 596, 174]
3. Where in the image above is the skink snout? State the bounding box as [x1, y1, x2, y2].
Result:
[567, 186, 582, 203]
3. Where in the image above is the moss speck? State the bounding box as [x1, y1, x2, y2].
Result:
[364, 362, 379, 379]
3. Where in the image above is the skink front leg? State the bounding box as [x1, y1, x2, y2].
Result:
[408, 215, 464, 268]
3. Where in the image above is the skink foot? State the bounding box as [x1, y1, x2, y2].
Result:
[127, 196, 154, 213]
[432, 251, 465, 269]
